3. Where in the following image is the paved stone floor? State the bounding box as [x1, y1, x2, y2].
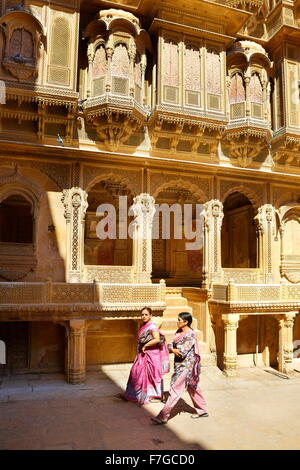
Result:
[0, 364, 300, 450]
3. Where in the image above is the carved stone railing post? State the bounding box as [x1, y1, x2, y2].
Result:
[62, 188, 88, 283]
[278, 313, 296, 374]
[131, 193, 156, 283]
[255, 204, 276, 283]
[66, 320, 87, 384]
[222, 314, 240, 377]
[202, 200, 224, 287]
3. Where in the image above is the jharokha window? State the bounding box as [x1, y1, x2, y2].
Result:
[9, 29, 34, 63]
[0, 195, 33, 244]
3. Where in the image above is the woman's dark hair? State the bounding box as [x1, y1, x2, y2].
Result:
[178, 312, 193, 327]
[141, 306, 152, 315]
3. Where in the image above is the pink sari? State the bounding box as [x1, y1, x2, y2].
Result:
[124, 321, 170, 405]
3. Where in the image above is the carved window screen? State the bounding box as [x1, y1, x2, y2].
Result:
[250, 73, 263, 120]
[111, 43, 129, 95]
[163, 38, 179, 104]
[92, 45, 107, 97]
[206, 49, 221, 111]
[230, 73, 245, 119]
[48, 17, 71, 86]
[184, 44, 201, 107]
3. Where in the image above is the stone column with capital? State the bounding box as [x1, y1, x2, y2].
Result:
[222, 314, 240, 377]
[61, 187, 88, 283]
[255, 204, 276, 283]
[202, 200, 224, 288]
[278, 313, 296, 374]
[66, 320, 87, 384]
[131, 193, 156, 283]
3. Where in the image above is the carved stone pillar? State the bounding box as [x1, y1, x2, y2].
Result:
[255, 204, 276, 283]
[131, 193, 156, 283]
[105, 42, 113, 93]
[278, 313, 296, 374]
[128, 40, 136, 98]
[202, 200, 224, 287]
[87, 42, 94, 99]
[66, 320, 87, 384]
[141, 55, 147, 105]
[62, 187, 88, 283]
[222, 314, 240, 377]
[244, 74, 251, 117]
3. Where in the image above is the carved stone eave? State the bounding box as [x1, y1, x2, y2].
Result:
[85, 100, 147, 151]
[148, 109, 226, 154]
[225, 0, 264, 13]
[272, 134, 300, 167]
[222, 124, 272, 167]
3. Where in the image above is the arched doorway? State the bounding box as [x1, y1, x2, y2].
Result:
[222, 192, 257, 268]
[84, 180, 133, 266]
[152, 187, 203, 286]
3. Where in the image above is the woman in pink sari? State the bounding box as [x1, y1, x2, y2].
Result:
[151, 311, 208, 424]
[121, 307, 170, 405]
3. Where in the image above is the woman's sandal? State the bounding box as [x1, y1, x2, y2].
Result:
[191, 413, 209, 419]
[150, 417, 168, 424]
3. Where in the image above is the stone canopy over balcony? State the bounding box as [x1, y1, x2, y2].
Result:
[82, 8, 152, 150]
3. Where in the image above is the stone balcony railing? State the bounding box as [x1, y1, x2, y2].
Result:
[211, 281, 300, 305]
[83, 265, 134, 283]
[0, 280, 166, 319]
[221, 268, 262, 284]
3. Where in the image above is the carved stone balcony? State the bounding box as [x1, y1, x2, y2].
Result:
[211, 281, 300, 313]
[222, 122, 272, 167]
[84, 95, 148, 151]
[272, 132, 300, 168]
[0, 280, 166, 321]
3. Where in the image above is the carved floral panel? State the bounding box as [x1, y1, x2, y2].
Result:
[184, 44, 200, 92]
[163, 38, 179, 87]
[111, 43, 130, 78]
[92, 45, 107, 79]
[206, 49, 221, 95]
[229, 73, 245, 104]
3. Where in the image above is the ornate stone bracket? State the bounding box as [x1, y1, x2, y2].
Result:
[222, 127, 271, 167]
[273, 136, 300, 168]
